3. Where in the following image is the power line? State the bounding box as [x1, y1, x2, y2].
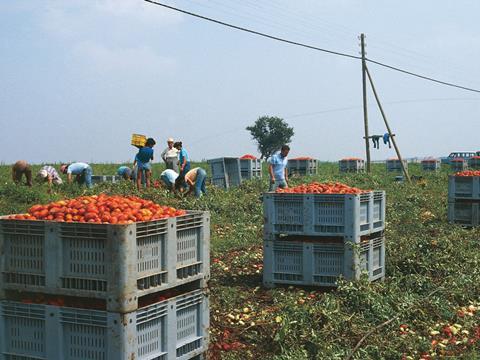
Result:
[144, 0, 480, 94]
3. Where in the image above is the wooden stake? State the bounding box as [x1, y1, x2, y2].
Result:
[361, 34, 371, 172]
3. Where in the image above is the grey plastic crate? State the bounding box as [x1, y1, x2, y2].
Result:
[448, 200, 480, 227]
[421, 160, 441, 172]
[450, 160, 468, 172]
[263, 235, 385, 288]
[0, 212, 210, 313]
[91, 175, 122, 184]
[468, 157, 480, 170]
[207, 157, 242, 189]
[0, 289, 208, 360]
[240, 159, 262, 180]
[339, 159, 365, 173]
[386, 159, 408, 173]
[448, 176, 480, 200]
[263, 191, 386, 241]
[287, 159, 317, 176]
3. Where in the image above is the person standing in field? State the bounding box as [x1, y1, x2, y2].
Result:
[117, 166, 132, 180]
[161, 137, 179, 172]
[60, 162, 93, 188]
[160, 168, 179, 191]
[37, 165, 63, 186]
[12, 160, 32, 186]
[174, 167, 207, 198]
[134, 137, 156, 190]
[174, 141, 191, 177]
[268, 145, 290, 191]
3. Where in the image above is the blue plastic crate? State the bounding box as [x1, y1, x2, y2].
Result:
[450, 160, 468, 172]
[421, 160, 441, 172]
[386, 159, 408, 173]
[468, 158, 480, 170]
[339, 159, 365, 173]
[207, 158, 242, 189]
[240, 159, 262, 180]
[263, 191, 386, 241]
[91, 175, 122, 184]
[448, 176, 480, 200]
[263, 235, 385, 288]
[0, 212, 210, 313]
[287, 159, 317, 176]
[448, 200, 480, 227]
[0, 289, 209, 360]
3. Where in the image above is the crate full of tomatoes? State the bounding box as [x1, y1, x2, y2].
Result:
[0, 195, 210, 312]
[263, 182, 385, 240]
[448, 170, 480, 227]
[339, 157, 365, 173]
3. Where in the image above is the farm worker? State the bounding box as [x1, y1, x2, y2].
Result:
[160, 168, 179, 190]
[371, 135, 381, 149]
[60, 162, 93, 188]
[117, 166, 132, 180]
[36, 165, 63, 186]
[268, 145, 290, 191]
[383, 133, 392, 148]
[11, 160, 32, 186]
[174, 141, 191, 177]
[175, 167, 207, 198]
[133, 137, 156, 190]
[161, 137, 179, 172]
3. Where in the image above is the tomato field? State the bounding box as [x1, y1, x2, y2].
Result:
[1, 162, 479, 359]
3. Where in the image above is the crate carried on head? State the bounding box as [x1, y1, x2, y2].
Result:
[287, 157, 318, 176]
[131, 134, 147, 148]
[339, 158, 365, 173]
[386, 158, 408, 173]
[208, 157, 242, 189]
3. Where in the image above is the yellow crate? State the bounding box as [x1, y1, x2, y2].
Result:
[131, 134, 147, 147]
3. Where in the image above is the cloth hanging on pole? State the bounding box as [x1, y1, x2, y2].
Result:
[383, 133, 391, 148]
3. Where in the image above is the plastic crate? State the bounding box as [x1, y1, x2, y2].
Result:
[287, 159, 317, 176]
[421, 160, 441, 172]
[448, 176, 480, 200]
[240, 159, 262, 180]
[339, 159, 365, 173]
[263, 235, 385, 288]
[131, 134, 147, 148]
[386, 159, 408, 173]
[207, 158, 242, 189]
[263, 191, 385, 241]
[91, 175, 122, 184]
[0, 212, 210, 313]
[448, 200, 480, 227]
[450, 160, 468, 172]
[468, 157, 480, 170]
[0, 289, 208, 360]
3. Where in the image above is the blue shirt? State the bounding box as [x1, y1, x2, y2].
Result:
[136, 147, 154, 164]
[268, 152, 288, 181]
[67, 162, 90, 175]
[117, 166, 131, 176]
[179, 148, 189, 164]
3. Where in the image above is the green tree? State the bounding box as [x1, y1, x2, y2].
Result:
[246, 116, 294, 159]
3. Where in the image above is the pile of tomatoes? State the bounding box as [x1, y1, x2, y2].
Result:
[291, 157, 313, 160]
[455, 170, 480, 177]
[8, 194, 186, 224]
[276, 182, 366, 194]
[340, 157, 362, 161]
[240, 154, 257, 160]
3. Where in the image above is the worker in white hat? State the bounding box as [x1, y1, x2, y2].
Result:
[37, 165, 63, 186]
[160, 137, 179, 172]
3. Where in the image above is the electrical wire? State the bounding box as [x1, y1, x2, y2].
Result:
[144, 0, 480, 94]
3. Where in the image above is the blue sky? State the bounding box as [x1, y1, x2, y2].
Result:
[1, 0, 479, 164]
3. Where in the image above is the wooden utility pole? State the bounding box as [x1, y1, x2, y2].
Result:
[360, 34, 371, 172]
[364, 65, 411, 183]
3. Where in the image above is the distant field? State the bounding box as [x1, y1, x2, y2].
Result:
[1, 162, 479, 359]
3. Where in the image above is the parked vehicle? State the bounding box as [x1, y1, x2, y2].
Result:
[441, 151, 478, 164]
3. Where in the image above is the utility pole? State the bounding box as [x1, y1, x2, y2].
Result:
[365, 65, 411, 183]
[360, 34, 371, 172]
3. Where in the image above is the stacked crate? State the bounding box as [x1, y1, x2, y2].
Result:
[91, 175, 122, 184]
[287, 158, 318, 176]
[421, 159, 441, 172]
[386, 159, 408, 173]
[240, 158, 262, 180]
[339, 158, 365, 173]
[208, 157, 242, 189]
[448, 175, 480, 226]
[0, 211, 210, 359]
[468, 156, 480, 170]
[450, 158, 467, 172]
[262, 191, 386, 288]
